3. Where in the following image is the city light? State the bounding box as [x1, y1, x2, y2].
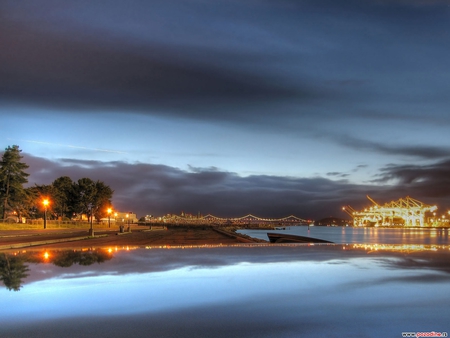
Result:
[345, 195, 439, 227]
[352, 243, 446, 253]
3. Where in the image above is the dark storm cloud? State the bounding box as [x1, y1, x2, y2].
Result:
[21, 153, 374, 219]
[335, 135, 450, 160]
[371, 159, 450, 201]
[298, 0, 450, 25]
[2, 0, 449, 128]
[0, 3, 319, 123]
[326, 172, 349, 178]
[21, 152, 450, 219]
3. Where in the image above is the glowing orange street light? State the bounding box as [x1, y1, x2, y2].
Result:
[43, 199, 49, 229]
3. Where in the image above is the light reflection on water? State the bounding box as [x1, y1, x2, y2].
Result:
[237, 226, 450, 244]
[1, 245, 449, 338]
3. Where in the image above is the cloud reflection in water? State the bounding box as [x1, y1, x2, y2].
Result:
[1, 245, 449, 338]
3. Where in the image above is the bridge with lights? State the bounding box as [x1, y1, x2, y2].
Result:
[156, 214, 310, 226]
[343, 195, 438, 227]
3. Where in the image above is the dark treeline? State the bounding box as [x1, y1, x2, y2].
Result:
[0, 145, 113, 222]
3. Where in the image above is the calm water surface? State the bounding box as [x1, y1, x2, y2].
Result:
[237, 226, 450, 244]
[1, 244, 449, 338]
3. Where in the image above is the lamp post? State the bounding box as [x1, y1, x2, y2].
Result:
[43, 199, 49, 229]
[89, 203, 94, 237]
[107, 208, 112, 228]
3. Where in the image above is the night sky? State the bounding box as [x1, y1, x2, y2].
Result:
[1, 0, 450, 219]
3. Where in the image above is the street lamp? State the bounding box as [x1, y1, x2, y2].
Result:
[107, 208, 112, 228]
[43, 199, 49, 229]
[89, 203, 94, 237]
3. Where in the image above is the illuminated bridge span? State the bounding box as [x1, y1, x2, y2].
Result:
[343, 195, 437, 227]
[162, 214, 310, 225]
[204, 214, 309, 224]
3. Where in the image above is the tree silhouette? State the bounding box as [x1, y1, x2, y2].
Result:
[0, 145, 30, 220]
[0, 253, 30, 291]
[0, 250, 113, 291]
[52, 250, 112, 267]
[52, 176, 75, 220]
[74, 178, 113, 222]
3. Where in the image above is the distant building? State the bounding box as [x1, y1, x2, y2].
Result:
[115, 212, 137, 223]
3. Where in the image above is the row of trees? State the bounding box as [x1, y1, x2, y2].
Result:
[0, 145, 114, 222]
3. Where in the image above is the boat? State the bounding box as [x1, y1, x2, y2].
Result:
[267, 233, 334, 244]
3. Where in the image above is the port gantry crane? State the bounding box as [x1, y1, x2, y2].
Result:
[343, 195, 437, 227]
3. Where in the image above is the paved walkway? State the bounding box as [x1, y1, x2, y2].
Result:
[0, 225, 253, 250]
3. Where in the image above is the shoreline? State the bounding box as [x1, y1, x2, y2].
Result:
[0, 224, 264, 251]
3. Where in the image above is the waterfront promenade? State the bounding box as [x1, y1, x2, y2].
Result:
[0, 225, 260, 250]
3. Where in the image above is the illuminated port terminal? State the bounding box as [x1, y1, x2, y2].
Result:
[343, 195, 438, 227]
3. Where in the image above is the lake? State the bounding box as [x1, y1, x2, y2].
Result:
[1, 242, 449, 338]
[237, 226, 450, 245]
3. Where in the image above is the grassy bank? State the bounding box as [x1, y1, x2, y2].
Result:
[0, 221, 124, 230]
